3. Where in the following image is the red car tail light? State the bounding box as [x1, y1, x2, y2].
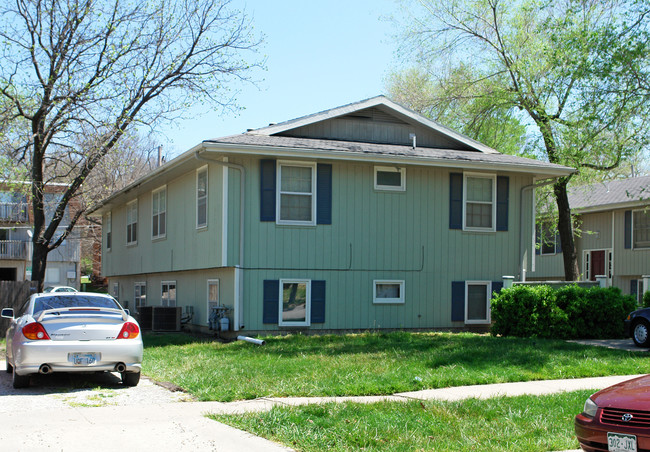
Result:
[116, 322, 140, 339]
[22, 322, 51, 340]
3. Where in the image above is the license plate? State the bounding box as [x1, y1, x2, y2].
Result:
[69, 353, 99, 366]
[608, 432, 637, 452]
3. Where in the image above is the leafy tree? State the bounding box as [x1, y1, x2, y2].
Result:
[0, 0, 262, 289]
[391, 0, 650, 280]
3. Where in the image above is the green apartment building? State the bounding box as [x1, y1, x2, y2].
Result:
[91, 97, 573, 334]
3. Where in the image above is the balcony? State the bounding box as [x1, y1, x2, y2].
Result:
[0, 240, 30, 260]
[0, 203, 29, 223]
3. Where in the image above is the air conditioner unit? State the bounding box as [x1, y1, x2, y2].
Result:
[137, 306, 153, 330]
[151, 306, 182, 332]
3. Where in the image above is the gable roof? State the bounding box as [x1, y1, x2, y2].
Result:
[89, 96, 575, 215]
[568, 175, 650, 212]
[246, 95, 500, 154]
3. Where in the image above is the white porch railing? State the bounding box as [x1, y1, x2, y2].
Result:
[0, 240, 30, 259]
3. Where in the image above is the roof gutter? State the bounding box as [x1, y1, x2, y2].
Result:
[202, 142, 573, 177]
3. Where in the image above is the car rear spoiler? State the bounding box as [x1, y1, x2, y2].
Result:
[36, 307, 128, 322]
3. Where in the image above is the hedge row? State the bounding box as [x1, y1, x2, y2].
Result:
[491, 285, 637, 339]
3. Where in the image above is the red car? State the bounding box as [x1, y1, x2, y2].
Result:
[575, 375, 650, 451]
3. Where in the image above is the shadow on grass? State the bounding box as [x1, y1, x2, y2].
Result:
[144, 331, 640, 376]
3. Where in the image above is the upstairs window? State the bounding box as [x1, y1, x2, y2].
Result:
[152, 186, 166, 239]
[633, 210, 650, 249]
[463, 174, 496, 231]
[197, 166, 208, 229]
[126, 200, 138, 245]
[277, 162, 316, 225]
[374, 166, 405, 191]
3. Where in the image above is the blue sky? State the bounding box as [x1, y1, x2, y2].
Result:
[158, 0, 401, 156]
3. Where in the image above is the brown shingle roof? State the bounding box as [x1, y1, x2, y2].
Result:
[206, 134, 571, 172]
[568, 175, 650, 210]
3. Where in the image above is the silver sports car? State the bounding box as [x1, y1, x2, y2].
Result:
[2, 292, 143, 389]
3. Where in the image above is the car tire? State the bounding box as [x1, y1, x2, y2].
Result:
[121, 371, 140, 387]
[12, 371, 30, 389]
[632, 320, 650, 348]
[5, 356, 12, 374]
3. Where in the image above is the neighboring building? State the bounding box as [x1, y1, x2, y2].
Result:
[0, 182, 81, 288]
[90, 96, 572, 334]
[531, 176, 650, 302]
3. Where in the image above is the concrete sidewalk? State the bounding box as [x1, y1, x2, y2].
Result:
[0, 374, 643, 451]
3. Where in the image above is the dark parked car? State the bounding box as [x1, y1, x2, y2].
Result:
[624, 307, 650, 347]
[575, 374, 650, 452]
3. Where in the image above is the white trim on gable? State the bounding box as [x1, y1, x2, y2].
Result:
[249, 96, 499, 155]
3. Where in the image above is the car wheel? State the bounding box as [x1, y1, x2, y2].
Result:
[12, 371, 30, 389]
[121, 371, 140, 387]
[632, 320, 650, 347]
[5, 356, 12, 374]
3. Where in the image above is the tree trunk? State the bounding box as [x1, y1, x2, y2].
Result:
[553, 178, 580, 281]
[31, 241, 48, 293]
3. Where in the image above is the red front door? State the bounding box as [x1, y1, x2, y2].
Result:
[590, 250, 606, 281]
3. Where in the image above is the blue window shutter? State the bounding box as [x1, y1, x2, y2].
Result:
[449, 173, 463, 230]
[624, 210, 632, 249]
[263, 280, 279, 324]
[316, 164, 332, 225]
[451, 281, 465, 322]
[311, 280, 326, 323]
[492, 282, 504, 298]
[631, 280, 638, 299]
[260, 160, 276, 222]
[496, 176, 509, 231]
[555, 232, 562, 253]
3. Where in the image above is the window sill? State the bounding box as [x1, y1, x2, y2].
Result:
[373, 300, 405, 305]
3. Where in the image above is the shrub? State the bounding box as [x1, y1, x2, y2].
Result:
[643, 291, 650, 308]
[491, 285, 636, 339]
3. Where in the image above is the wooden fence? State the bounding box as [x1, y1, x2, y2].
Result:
[0, 281, 38, 332]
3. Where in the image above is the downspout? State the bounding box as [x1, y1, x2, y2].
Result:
[520, 178, 557, 281]
[195, 148, 245, 330]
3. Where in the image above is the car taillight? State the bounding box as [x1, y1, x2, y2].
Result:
[116, 322, 140, 339]
[22, 322, 51, 340]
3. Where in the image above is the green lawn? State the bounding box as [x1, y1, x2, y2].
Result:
[142, 331, 648, 402]
[212, 390, 592, 452]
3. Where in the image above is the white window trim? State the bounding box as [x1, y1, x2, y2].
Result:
[106, 211, 112, 251]
[462, 172, 497, 232]
[134, 282, 146, 313]
[374, 166, 406, 192]
[465, 281, 492, 324]
[196, 165, 208, 230]
[207, 279, 220, 325]
[161, 280, 177, 307]
[278, 279, 311, 327]
[126, 200, 138, 246]
[373, 280, 405, 304]
[582, 249, 613, 281]
[632, 209, 650, 250]
[276, 161, 317, 226]
[151, 186, 167, 240]
[538, 222, 559, 256]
